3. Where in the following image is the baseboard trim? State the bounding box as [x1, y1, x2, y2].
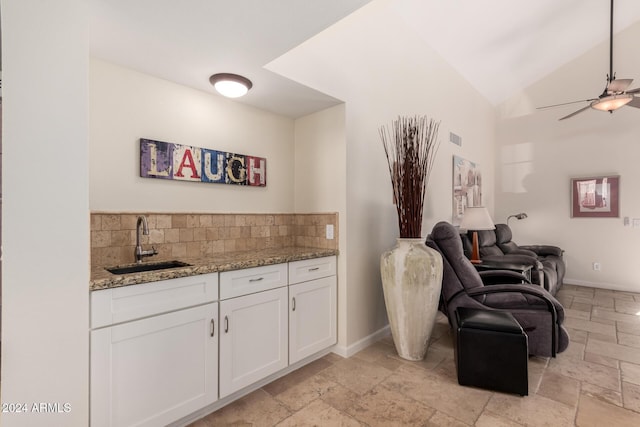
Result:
[332, 324, 391, 358]
[563, 278, 632, 292]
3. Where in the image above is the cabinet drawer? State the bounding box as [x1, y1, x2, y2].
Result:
[220, 263, 287, 300]
[288, 256, 336, 285]
[91, 273, 218, 329]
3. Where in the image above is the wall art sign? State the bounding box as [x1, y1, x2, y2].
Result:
[453, 155, 482, 226]
[140, 138, 266, 186]
[570, 175, 619, 218]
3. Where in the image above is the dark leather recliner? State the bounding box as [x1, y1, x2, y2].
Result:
[462, 229, 550, 292]
[495, 224, 565, 293]
[427, 221, 569, 357]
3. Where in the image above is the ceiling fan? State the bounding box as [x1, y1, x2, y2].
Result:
[538, 0, 640, 120]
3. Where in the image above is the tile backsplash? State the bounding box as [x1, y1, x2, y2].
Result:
[91, 212, 338, 267]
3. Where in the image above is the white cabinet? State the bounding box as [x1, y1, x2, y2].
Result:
[219, 264, 288, 398]
[289, 276, 337, 363]
[91, 273, 219, 427]
[288, 256, 337, 364]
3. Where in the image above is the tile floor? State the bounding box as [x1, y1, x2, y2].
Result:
[190, 285, 640, 426]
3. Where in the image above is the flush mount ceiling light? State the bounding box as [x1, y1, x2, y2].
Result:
[209, 73, 252, 98]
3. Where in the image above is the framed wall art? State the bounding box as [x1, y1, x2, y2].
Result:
[453, 155, 482, 226]
[570, 175, 619, 218]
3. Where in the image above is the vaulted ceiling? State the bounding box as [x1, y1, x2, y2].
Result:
[89, 0, 640, 118]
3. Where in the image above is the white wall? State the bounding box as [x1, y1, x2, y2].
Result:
[496, 21, 640, 292]
[294, 104, 347, 345]
[1, 1, 90, 426]
[269, 0, 496, 349]
[90, 59, 295, 213]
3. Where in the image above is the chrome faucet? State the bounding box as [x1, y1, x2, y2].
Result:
[135, 215, 158, 263]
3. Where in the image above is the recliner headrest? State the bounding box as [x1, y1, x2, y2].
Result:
[495, 223, 512, 244]
[431, 221, 459, 241]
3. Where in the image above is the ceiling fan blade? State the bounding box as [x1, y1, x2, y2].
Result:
[626, 87, 640, 94]
[607, 78, 633, 93]
[559, 105, 592, 121]
[626, 97, 640, 109]
[537, 99, 594, 110]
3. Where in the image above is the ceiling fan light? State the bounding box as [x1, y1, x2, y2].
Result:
[209, 73, 252, 98]
[590, 94, 633, 112]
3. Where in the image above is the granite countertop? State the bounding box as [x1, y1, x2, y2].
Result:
[90, 246, 338, 291]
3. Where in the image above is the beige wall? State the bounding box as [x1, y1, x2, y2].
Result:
[269, 0, 496, 352]
[294, 104, 348, 347]
[1, 0, 90, 425]
[495, 21, 640, 292]
[90, 59, 296, 213]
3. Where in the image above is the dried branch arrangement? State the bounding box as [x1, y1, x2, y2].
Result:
[380, 116, 440, 238]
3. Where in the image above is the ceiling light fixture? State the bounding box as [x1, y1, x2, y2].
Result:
[590, 94, 633, 112]
[209, 73, 252, 98]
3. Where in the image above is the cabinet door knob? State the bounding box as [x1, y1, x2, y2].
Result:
[249, 277, 264, 282]
[224, 315, 229, 333]
[308, 267, 320, 271]
[210, 319, 215, 337]
[292, 297, 296, 312]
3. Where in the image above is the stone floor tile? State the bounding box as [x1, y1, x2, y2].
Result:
[565, 308, 591, 320]
[485, 393, 575, 427]
[592, 307, 640, 324]
[563, 340, 586, 360]
[622, 381, 640, 413]
[389, 344, 451, 371]
[571, 301, 593, 312]
[592, 295, 615, 308]
[537, 371, 580, 408]
[618, 332, 640, 349]
[565, 327, 588, 345]
[564, 317, 617, 336]
[352, 340, 404, 371]
[576, 393, 640, 427]
[275, 399, 362, 427]
[561, 287, 595, 299]
[475, 411, 524, 427]
[381, 364, 491, 425]
[345, 384, 435, 426]
[425, 410, 471, 426]
[615, 299, 640, 315]
[584, 351, 619, 369]
[318, 380, 361, 414]
[621, 361, 640, 386]
[547, 354, 621, 392]
[198, 389, 291, 427]
[263, 358, 332, 396]
[617, 321, 640, 336]
[580, 382, 623, 407]
[588, 331, 617, 343]
[319, 356, 393, 395]
[273, 373, 341, 412]
[587, 338, 640, 365]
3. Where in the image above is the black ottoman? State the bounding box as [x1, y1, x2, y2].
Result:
[455, 307, 528, 396]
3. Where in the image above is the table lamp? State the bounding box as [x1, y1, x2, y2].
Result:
[460, 207, 495, 264]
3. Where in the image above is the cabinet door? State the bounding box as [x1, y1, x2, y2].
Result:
[91, 303, 218, 427]
[219, 287, 288, 398]
[289, 276, 337, 364]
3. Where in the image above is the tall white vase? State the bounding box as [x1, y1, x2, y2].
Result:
[380, 238, 443, 361]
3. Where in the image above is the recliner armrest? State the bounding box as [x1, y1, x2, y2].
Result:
[519, 245, 564, 257]
[479, 270, 531, 285]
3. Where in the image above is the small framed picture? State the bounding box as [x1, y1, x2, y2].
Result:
[570, 175, 619, 218]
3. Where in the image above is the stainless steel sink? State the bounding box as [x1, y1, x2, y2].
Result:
[106, 260, 191, 275]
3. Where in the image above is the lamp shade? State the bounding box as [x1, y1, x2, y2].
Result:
[459, 207, 495, 231]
